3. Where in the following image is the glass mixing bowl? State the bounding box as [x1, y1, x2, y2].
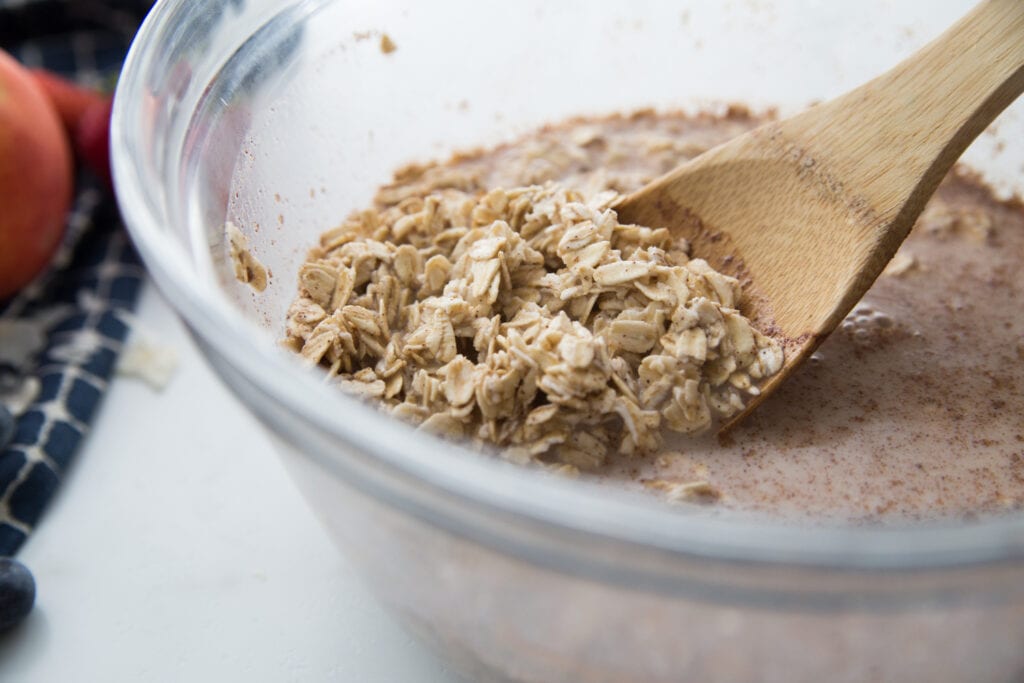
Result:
[112, 1, 1024, 680]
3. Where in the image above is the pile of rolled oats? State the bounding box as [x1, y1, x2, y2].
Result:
[284, 177, 782, 471]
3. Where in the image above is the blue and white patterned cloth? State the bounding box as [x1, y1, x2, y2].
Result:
[0, 0, 152, 555]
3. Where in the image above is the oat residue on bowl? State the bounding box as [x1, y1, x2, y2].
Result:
[226, 221, 268, 292]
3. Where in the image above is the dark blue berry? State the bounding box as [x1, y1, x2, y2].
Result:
[0, 557, 35, 631]
[0, 405, 13, 450]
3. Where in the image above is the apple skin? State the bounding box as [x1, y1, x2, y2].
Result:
[74, 97, 113, 189]
[30, 69, 113, 188]
[0, 50, 73, 300]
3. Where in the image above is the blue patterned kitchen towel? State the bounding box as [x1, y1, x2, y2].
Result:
[0, 0, 153, 555]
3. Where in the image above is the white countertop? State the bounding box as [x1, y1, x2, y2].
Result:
[0, 282, 460, 682]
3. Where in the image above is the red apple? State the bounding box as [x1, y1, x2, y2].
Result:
[0, 50, 73, 299]
[30, 69, 113, 187]
[75, 97, 113, 189]
[29, 68, 104, 133]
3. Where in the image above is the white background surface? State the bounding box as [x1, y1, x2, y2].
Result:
[0, 283, 461, 682]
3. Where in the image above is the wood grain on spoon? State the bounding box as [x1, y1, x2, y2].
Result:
[615, 0, 1024, 432]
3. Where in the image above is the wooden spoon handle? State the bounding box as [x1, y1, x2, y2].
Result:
[777, 0, 1024, 237]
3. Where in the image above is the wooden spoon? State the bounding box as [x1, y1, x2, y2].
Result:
[615, 0, 1024, 432]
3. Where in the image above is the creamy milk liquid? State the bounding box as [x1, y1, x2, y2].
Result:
[498, 112, 1023, 522]
[341, 109, 1024, 523]
[607, 172, 1024, 521]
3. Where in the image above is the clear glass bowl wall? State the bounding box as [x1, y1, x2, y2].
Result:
[112, 1, 1024, 681]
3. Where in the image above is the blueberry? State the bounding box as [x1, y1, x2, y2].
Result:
[0, 557, 35, 631]
[0, 404, 13, 450]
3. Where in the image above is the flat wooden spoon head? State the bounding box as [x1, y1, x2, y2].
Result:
[616, 0, 1024, 432]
